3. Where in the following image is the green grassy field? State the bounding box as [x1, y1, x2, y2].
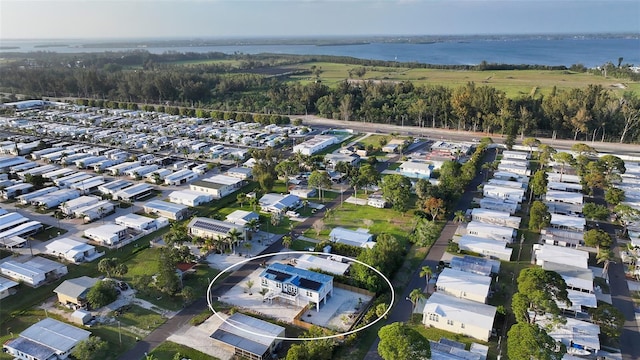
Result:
[285, 62, 638, 97]
[150, 341, 220, 360]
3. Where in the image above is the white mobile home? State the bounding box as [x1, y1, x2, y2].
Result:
[422, 292, 496, 342]
[41, 167, 76, 180]
[114, 183, 153, 202]
[98, 179, 134, 196]
[547, 172, 581, 184]
[534, 314, 600, 354]
[436, 268, 492, 304]
[168, 190, 213, 207]
[0, 212, 30, 233]
[3, 318, 90, 360]
[59, 196, 101, 216]
[492, 170, 530, 183]
[293, 135, 339, 156]
[540, 227, 584, 248]
[54, 172, 93, 188]
[17, 164, 58, 179]
[542, 262, 594, 293]
[164, 169, 198, 185]
[106, 161, 141, 176]
[9, 161, 37, 173]
[124, 164, 159, 179]
[74, 200, 114, 221]
[44, 237, 102, 263]
[547, 181, 583, 193]
[1, 183, 33, 199]
[466, 221, 515, 243]
[93, 158, 124, 172]
[497, 162, 530, 176]
[143, 200, 189, 220]
[69, 176, 105, 194]
[478, 198, 518, 215]
[293, 254, 350, 276]
[502, 150, 530, 160]
[0, 277, 18, 299]
[533, 244, 589, 269]
[457, 235, 513, 261]
[550, 213, 585, 232]
[190, 174, 243, 199]
[329, 227, 376, 248]
[482, 184, 525, 203]
[470, 208, 521, 229]
[75, 155, 107, 168]
[84, 224, 128, 246]
[31, 189, 80, 209]
[115, 213, 160, 232]
[0, 257, 68, 287]
[487, 178, 527, 189]
[450, 255, 500, 276]
[545, 190, 583, 206]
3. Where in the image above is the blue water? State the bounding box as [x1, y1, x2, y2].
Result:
[1, 37, 639, 68]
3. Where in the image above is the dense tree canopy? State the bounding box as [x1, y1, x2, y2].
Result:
[377, 322, 431, 360]
[507, 322, 566, 360]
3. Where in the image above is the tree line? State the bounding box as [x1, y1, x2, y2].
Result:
[1, 52, 639, 143]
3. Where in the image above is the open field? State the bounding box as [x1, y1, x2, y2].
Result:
[283, 62, 638, 97]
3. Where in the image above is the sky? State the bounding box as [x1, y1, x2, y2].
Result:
[0, 0, 638, 40]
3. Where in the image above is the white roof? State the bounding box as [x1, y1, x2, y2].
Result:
[0, 276, 19, 292]
[329, 227, 373, 246]
[535, 314, 600, 351]
[550, 213, 586, 230]
[534, 244, 589, 269]
[202, 174, 243, 186]
[542, 262, 594, 292]
[547, 172, 581, 184]
[115, 213, 156, 227]
[561, 289, 597, 311]
[44, 237, 94, 255]
[84, 224, 126, 237]
[169, 189, 212, 201]
[436, 268, 492, 298]
[423, 292, 496, 330]
[466, 221, 515, 241]
[295, 254, 350, 276]
[546, 190, 583, 205]
[226, 210, 259, 223]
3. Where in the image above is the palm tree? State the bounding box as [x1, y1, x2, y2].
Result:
[408, 288, 426, 313]
[454, 210, 466, 223]
[248, 196, 259, 212]
[227, 228, 242, 254]
[246, 218, 260, 235]
[282, 235, 292, 249]
[419, 266, 433, 294]
[237, 192, 247, 208]
[597, 248, 614, 280]
[243, 242, 252, 256]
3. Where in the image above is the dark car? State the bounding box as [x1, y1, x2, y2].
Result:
[117, 281, 129, 291]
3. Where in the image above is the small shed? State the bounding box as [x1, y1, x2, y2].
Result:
[71, 309, 92, 325]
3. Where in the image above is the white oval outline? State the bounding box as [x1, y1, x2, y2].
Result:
[207, 250, 395, 341]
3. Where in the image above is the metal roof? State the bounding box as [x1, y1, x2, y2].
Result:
[54, 276, 99, 299]
[19, 317, 91, 353]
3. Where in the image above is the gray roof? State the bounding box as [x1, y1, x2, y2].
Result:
[54, 276, 99, 299]
[5, 336, 56, 360]
[211, 313, 284, 357]
[19, 317, 90, 353]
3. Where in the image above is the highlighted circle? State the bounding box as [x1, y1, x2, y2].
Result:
[207, 250, 395, 341]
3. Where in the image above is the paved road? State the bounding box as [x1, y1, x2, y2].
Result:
[300, 115, 640, 156]
[363, 148, 496, 360]
[598, 221, 640, 360]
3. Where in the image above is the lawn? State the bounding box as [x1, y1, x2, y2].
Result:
[290, 239, 316, 251]
[356, 134, 392, 148]
[114, 304, 166, 331]
[149, 341, 220, 360]
[287, 61, 636, 98]
[305, 202, 417, 244]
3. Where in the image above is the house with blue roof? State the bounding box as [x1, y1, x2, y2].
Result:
[260, 263, 333, 312]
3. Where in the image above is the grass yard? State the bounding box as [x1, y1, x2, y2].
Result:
[150, 341, 220, 360]
[356, 134, 393, 148]
[287, 62, 637, 97]
[114, 304, 166, 330]
[290, 239, 316, 251]
[307, 202, 417, 244]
